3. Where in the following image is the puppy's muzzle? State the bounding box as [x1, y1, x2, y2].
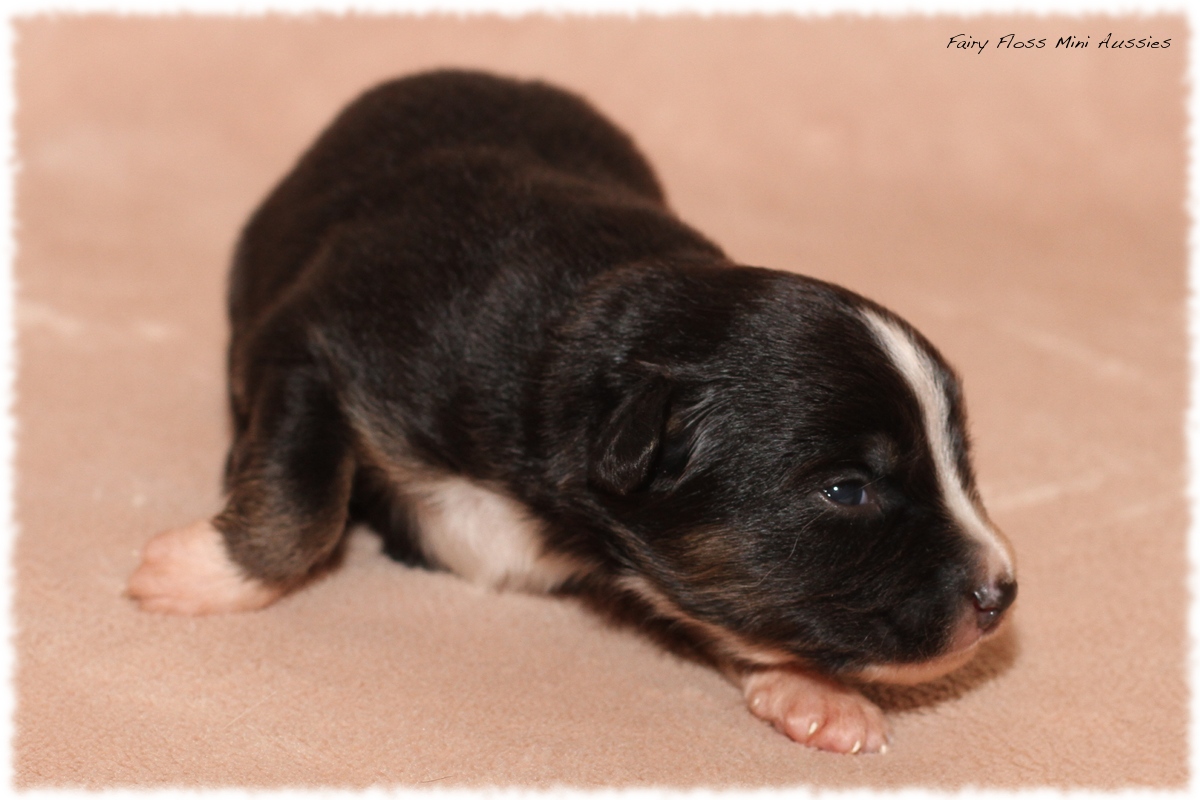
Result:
[855, 571, 1016, 686]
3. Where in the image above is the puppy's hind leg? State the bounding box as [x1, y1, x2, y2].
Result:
[128, 366, 355, 615]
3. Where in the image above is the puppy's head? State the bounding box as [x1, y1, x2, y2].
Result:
[576, 264, 1016, 683]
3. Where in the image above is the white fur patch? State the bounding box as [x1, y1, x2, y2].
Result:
[861, 309, 1015, 578]
[407, 475, 585, 592]
[127, 520, 283, 615]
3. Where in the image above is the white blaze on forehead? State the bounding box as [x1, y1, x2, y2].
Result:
[860, 309, 1015, 578]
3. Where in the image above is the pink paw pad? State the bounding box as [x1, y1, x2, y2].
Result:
[743, 667, 890, 754]
[126, 520, 282, 615]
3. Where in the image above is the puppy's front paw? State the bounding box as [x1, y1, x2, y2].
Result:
[742, 667, 889, 754]
[126, 520, 282, 615]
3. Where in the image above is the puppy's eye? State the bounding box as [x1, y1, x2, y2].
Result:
[822, 481, 870, 506]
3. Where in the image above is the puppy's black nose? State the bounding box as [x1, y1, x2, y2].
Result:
[972, 579, 1017, 632]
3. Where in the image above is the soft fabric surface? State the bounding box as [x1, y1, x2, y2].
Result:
[12, 14, 1188, 788]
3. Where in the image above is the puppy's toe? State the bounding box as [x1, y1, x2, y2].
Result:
[803, 692, 889, 755]
[127, 520, 282, 615]
[744, 667, 890, 754]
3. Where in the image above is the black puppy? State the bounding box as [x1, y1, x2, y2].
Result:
[128, 70, 1016, 754]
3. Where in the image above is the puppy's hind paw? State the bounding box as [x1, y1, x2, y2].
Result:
[126, 520, 282, 615]
[743, 667, 890, 754]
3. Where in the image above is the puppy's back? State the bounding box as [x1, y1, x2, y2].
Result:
[229, 70, 665, 330]
[319, 71, 666, 201]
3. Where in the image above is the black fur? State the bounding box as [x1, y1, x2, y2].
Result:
[219, 69, 999, 677]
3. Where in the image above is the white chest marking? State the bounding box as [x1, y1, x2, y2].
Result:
[406, 475, 584, 592]
[861, 309, 1015, 578]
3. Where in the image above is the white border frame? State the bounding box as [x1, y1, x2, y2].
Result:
[1, 3, 1192, 798]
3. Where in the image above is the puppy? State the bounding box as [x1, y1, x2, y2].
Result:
[128, 70, 1017, 755]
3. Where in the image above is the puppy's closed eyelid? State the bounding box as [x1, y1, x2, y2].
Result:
[814, 472, 891, 510]
[821, 481, 872, 506]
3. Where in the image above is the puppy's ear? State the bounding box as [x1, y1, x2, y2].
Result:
[589, 373, 673, 495]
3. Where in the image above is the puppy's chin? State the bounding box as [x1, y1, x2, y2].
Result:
[852, 609, 1003, 686]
